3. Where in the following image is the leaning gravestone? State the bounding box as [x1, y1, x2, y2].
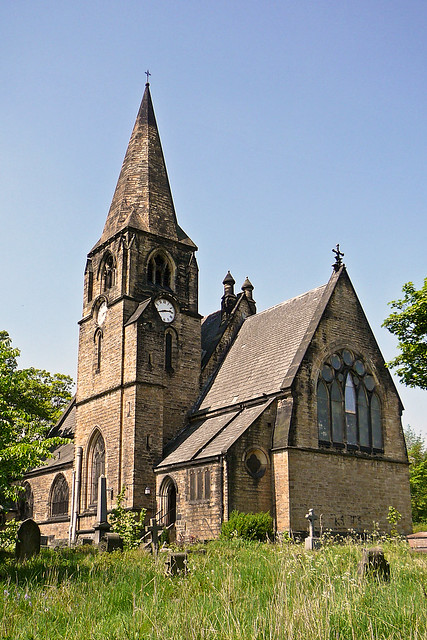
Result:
[357, 547, 390, 581]
[15, 519, 41, 560]
[99, 532, 124, 553]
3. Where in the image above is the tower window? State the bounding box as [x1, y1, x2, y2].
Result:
[101, 254, 115, 291]
[95, 330, 103, 371]
[50, 473, 69, 517]
[147, 253, 172, 287]
[317, 350, 383, 454]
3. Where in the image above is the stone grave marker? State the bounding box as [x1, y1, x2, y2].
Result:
[99, 532, 124, 553]
[15, 519, 41, 560]
[357, 547, 390, 581]
[304, 508, 321, 551]
[407, 532, 427, 553]
[145, 518, 161, 555]
[165, 552, 188, 576]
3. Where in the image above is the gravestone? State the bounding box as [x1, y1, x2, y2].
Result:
[15, 519, 40, 560]
[165, 552, 188, 576]
[304, 508, 321, 551]
[145, 518, 161, 555]
[357, 547, 390, 581]
[99, 532, 124, 553]
[407, 532, 427, 553]
[93, 475, 110, 545]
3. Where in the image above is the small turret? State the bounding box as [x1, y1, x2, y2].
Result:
[221, 271, 237, 318]
[241, 276, 254, 301]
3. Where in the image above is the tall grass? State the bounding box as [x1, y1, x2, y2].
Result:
[0, 539, 426, 639]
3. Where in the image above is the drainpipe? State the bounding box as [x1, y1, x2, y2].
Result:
[68, 470, 75, 546]
[71, 446, 83, 544]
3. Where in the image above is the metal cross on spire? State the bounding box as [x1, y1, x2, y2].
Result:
[332, 244, 345, 271]
[145, 69, 151, 85]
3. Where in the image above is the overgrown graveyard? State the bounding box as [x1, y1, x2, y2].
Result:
[0, 538, 426, 640]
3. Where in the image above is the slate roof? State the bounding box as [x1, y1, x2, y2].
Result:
[157, 271, 341, 469]
[201, 309, 223, 368]
[158, 401, 271, 469]
[197, 283, 331, 413]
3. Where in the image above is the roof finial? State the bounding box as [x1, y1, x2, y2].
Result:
[145, 69, 151, 85]
[332, 244, 345, 271]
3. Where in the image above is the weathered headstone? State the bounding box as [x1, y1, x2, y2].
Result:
[304, 508, 321, 551]
[99, 532, 124, 553]
[165, 552, 188, 576]
[15, 519, 41, 560]
[357, 547, 390, 581]
[94, 475, 110, 545]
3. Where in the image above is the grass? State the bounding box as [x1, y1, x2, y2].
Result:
[0, 539, 426, 640]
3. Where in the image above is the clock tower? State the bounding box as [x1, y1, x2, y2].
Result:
[74, 83, 201, 529]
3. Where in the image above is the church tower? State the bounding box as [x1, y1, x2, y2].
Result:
[74, 83, 201, 527]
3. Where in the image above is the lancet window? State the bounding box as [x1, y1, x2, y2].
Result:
[317, 349, 383, 453]
[89, 432, 106, 505]
[101, 254, 115, 291]
[147, 253, 172, 288]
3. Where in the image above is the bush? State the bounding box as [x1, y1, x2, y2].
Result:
[221, 510, 273, 541]
[108, 487, 146, 549]
[0, 518, 19, 551]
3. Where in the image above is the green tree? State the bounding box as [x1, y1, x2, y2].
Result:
[0, 331, 73, 506]
[404, 427, 427, 524]
[383, 278, 427, 389]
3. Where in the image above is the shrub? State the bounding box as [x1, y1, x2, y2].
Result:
[108, 487, 146, 549]
[0, 518, 19, 551]
[221, 510, 273, 541]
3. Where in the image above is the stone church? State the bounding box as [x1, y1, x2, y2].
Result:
[22, 83, 412, 543]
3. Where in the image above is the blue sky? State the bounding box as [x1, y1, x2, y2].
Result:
[1, 1, 426, 437]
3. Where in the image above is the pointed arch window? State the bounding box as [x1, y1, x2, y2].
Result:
[165, 331, 173, 371]
[94, 329, 103, 372]
[50, 474, 69, 517]
[101, 254, 115, 291]
[89, 432, 105, 505]
[147, 253, 172, 288]
[317, 350, 383, 454]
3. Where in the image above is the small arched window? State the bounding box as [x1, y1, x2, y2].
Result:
[50, 474, 69, 517]
[89, 432, 105, 505]
[147, 253, 172, 288]
[101, 254, 115, 291]
[95, 330, 103, 371]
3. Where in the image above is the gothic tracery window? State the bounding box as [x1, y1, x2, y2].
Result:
[147, 253, 172, 288]
[50, 474, 69, 517]
[317, 350, 383, 453]
[89, 432, 105, 505]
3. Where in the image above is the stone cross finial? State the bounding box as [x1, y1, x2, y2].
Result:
[332, 244, 344, 271]
[305, 508, 318, 538]
[145, 69, 151, 84]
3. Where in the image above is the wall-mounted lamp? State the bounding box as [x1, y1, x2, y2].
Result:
[144, 486, 151, 495]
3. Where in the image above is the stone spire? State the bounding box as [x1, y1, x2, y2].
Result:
[96, 83, 181, 247]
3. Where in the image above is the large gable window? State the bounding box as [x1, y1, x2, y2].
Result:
[317, 350, 383, 454]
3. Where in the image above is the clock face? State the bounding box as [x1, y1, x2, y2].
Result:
[154, 298, 175, 323]
[97, 301, 108, 326]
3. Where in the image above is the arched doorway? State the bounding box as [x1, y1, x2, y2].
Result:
[159, 476, 177, 527]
